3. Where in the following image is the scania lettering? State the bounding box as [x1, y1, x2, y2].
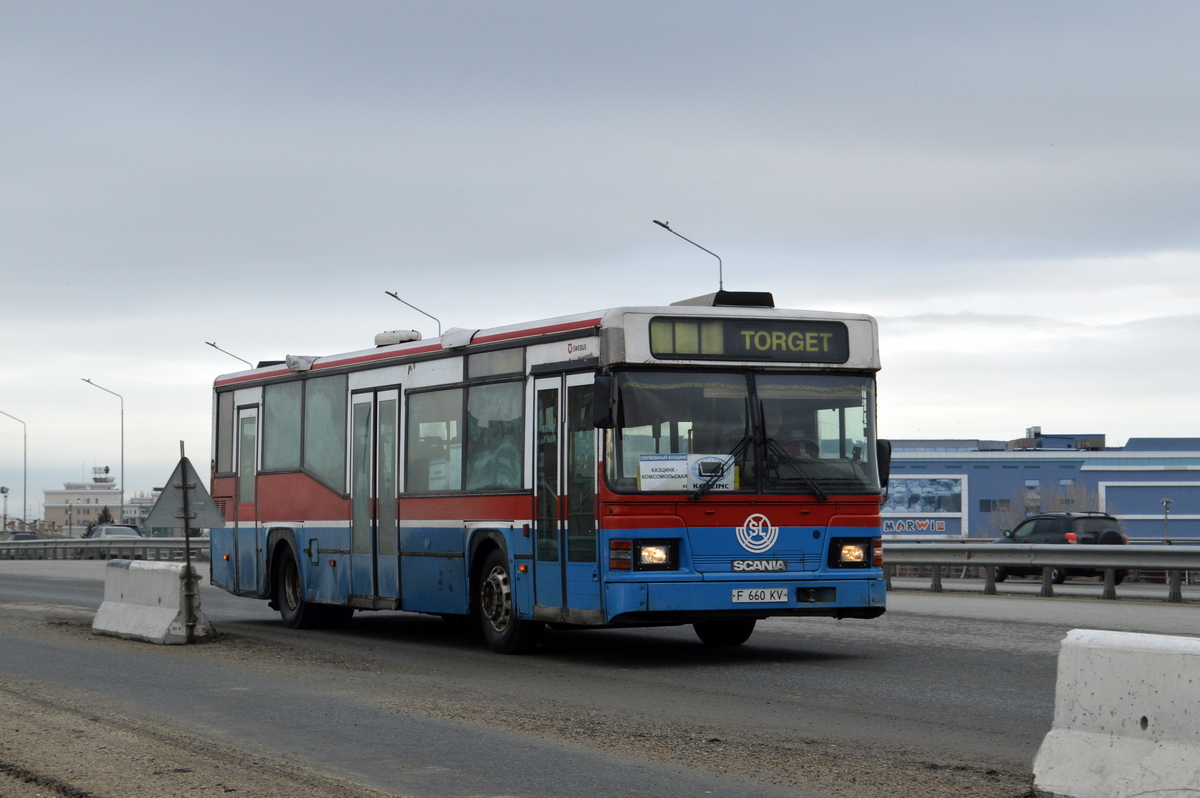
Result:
[208, 290, 889, 653]
[732, 559, 788, 572]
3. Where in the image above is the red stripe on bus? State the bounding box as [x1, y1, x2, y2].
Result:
[310, 343, 443, 371]
[471, 317, 604, 345]
[399, 494, 532, 520]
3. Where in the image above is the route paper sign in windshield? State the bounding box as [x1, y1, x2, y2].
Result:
[637, 454, 737, 491]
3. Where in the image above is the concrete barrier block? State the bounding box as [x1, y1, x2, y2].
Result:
[1034, 628, 1200, 798]
[92, 560, 215, 644]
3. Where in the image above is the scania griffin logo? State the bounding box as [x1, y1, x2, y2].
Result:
[736, 513, 777, 553]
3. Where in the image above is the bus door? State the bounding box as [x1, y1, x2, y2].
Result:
[235, 405, 259, 594]
[351, 390, 402, 604]
[533, 373, 600, 622]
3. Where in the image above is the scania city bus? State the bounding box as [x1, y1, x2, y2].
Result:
[209, 290, 890, 653]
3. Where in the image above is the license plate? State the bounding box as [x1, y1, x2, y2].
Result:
[731, 588, 789, 603]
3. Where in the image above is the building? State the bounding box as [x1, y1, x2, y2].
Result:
[127, 489, 166, 534]
[42, 467, 122, 538]
[885, 428, 1200, 540]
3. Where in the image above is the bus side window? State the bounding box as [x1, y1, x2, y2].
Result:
[406, 388, 464, 492]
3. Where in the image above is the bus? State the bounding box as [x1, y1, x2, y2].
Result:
[209, 290, 890, 653]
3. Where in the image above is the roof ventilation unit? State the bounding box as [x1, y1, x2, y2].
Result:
[375, 330, 422, 347]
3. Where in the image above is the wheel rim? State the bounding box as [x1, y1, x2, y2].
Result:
[480, 565, 512, 633]
[283, 557, 301, 611]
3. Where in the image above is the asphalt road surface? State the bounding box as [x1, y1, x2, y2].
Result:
[2, 561, 1197, 798]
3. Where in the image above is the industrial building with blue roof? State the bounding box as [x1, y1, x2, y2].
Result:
[885, 426, 1200, 541]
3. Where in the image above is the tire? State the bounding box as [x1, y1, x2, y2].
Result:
[693, 618, 757, 646]
[993, 567, 1008, 583]
[1051, 568, 1067, 585]
[1114, 570, 1126, 586]
[477, 549, 543, 654]
[273, 546, 323, 629]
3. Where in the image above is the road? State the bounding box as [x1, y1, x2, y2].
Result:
[1, 561, 1197, 798]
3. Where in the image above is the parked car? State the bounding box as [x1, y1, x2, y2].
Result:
[82, 524, 142, 539]
[6, 532, 39, 541]
[79, 524, 144, 559]
[994, 512, 1128, 584]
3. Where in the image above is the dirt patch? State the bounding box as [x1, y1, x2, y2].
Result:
[383, 688, 1033, 798]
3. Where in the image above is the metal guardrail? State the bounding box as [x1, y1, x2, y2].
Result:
[0, 538, 210, 562]
[883, 542, 1200, 602]
[3, 537, 1194, 601]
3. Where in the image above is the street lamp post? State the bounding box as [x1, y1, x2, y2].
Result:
[82, 379, 124, 526]
[0, 411, 27, 528]
[1162, 497, 1173, 545]
[1, 486, 8, 534]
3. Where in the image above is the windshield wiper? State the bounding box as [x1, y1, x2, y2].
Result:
[763, 436, 828, 501]
[689, 433, 753, 501]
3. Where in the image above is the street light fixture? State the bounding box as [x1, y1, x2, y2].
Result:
[653, 220, 725, 290]
[0, 411, 26, 528]
[385, 291, 442, 337]
[205, 342, 254, 368]
[82, 379, 124, 526]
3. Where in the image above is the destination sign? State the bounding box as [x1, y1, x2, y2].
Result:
[649, 317, 849, 363]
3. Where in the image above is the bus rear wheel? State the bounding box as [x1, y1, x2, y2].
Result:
[693, 618, 757, 646]
[477, 549, 542, 654]
[274, 546, 322, 629]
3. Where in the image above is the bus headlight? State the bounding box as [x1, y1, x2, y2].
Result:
[839, 543, 867, 564]
[635, 539, 678, 571]
[828, 538, 875, 568]
[609, 539, 679, 571]
[639, 544, 670, 566]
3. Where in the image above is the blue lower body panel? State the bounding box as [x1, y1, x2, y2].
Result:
[209, 528, 235, 590]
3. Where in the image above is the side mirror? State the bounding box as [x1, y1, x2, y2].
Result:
[1003, 529, 1013, 539]
[875, 438, 892, 489]
[592, 374, 615, 429]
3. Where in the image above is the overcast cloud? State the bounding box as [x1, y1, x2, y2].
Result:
[2, 1, 1198, 517]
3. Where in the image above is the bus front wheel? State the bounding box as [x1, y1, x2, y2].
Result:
[477, 549, 543, 654]
[693, 618, 757, 646]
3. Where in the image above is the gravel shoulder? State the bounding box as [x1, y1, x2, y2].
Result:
[0, 675, 404, 798]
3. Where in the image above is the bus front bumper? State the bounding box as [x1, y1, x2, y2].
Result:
[603, 577, 886, 624]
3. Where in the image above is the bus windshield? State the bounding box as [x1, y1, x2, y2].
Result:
[605, 370, 879, 496]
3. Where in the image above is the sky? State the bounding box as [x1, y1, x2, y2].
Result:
[2, 1, 1199, 519]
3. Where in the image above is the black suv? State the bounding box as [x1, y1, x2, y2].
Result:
[994, 512, 1128, 584]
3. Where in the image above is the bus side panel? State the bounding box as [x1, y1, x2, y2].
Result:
[400, 555, 468, 614]
[400, 523, 468, 615]
[236, 525, 259, 594]
[512, 554, 535, 620]
[210, 527, 236, 592]
[299, 525, 352, 604]
[397, 497, 534, 616]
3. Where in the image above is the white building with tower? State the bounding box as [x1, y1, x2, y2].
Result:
[42, 467, 123, 537]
